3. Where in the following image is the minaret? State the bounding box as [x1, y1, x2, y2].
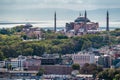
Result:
[84, 10, 87, 33]
[106, 11, 109, 31]
[79, 12, 81, 16]
[54, 11, 56, 32]
[106, 11, 111, 48]
[85, 10, 87, 18]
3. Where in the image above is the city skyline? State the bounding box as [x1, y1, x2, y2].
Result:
[0, 0, 120, 27]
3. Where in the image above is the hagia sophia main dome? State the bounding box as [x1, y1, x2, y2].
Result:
[74, 16, 90, 23]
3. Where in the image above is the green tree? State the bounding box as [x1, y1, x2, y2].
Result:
[115, 74, 120, 80]
[12, 25, 24, 32]
[72, 63, 80, 70]
[37, 68, 45, 76]
[97, 69, 116, 80]
[97, 66, 103, 72]
[0, 28, 12, 35]
[21, 34, 28, 40]
[97, 69, 110, 80]
[0, 51, 4, 60]
[80, 63, 103, 78]
[23, 48, 33, 56]
[8, 64, 12, 70]
[57, 34, 68, 39]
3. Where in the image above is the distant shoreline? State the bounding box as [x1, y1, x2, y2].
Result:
[0, 23, 119, 31]
[0, 22, 45, 25]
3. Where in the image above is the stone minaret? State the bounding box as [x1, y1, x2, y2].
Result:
[54, 11, 56, 32]
[79, 12, 81, 16]
[85, 10, 87, 18]
[106, 11, 109, 31]
[84, 10, 87, 33]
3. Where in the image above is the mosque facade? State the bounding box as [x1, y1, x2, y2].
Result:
[65, 11, 99, 36]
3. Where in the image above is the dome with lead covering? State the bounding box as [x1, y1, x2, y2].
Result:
[74, 17, 90, 22]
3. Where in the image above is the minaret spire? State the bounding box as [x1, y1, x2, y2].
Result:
[79, 12, 81, 16]
[106, 10, 111, 48]
[106, 10, 109, 31]
[85, 10, 87, 18]
[84, 10, 87, 33]
[54, 11, 56, 32]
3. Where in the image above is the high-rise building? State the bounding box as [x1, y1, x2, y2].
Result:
[106, 11, 109, 31]
[54, 11, 56, 32]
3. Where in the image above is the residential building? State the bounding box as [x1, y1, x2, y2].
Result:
[40, 65, 72, 75]
[72, 52, 95, 67]
[98, 55, 111, 68]
[23, 57, 41, 71]
[9, 71, 38, 78]
[5, 55, 26, 70]
[22, 23, 42, 39]
[0, 61, 5, 68]
[41, 54, 62, 65]
[0, 68, 8, 78]
[61, 54, 73, 65]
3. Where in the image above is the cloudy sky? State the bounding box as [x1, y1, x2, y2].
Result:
[0, 0, 120, 10]
[0, 0, 120, 27]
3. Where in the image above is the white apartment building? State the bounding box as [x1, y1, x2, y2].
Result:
[5, 55, 26, 69]
[72, 52, 95, 66]
[0, 61, 5, 68]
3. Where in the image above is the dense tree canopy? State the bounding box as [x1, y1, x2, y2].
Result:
[80, 63, 103, 79]
[97, 68, 120, 80]
[80, 63, 103, 74]
[0, 27, 119, 59]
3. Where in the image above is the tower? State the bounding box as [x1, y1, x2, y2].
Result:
[84, 10, 87, 33]
[105, 11, 111, 51]
[85, 10, 87, 18]
[106, 11, 109, 31]
[54, 11, 56, 32]
[79, 12, 81, 16]
[106, 11, 112, 67]
[106, 11, 110, 45]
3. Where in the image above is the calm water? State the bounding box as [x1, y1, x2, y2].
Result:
[0, 21, 119, 31]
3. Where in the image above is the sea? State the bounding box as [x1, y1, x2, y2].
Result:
[0, 20, 120, 31]
[0, 23, 119, 31]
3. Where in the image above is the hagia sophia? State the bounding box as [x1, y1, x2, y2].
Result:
[65, 11, 99, 36]
[21, 10, 109, 38]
